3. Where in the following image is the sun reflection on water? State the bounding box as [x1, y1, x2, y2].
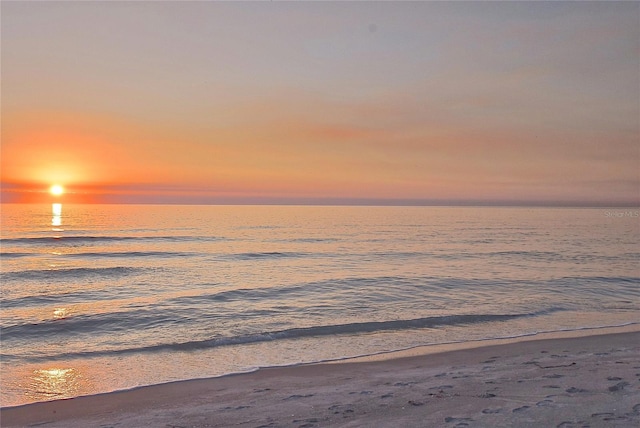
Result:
[52, 203, 63, 229]
[53, 308, 68, 320]
[27, 368, 82, 401]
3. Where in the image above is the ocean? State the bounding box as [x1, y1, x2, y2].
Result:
[1, 204, 638, 407]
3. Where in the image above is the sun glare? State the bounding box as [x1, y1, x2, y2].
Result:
[50, 184, 64, 196]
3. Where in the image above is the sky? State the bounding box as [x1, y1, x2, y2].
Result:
[1, 1, 638, 205]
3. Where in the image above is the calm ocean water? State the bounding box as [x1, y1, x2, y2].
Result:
[1, 204, 638, 407]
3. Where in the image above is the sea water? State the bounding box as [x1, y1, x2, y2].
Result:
[1, 204, 638, 407]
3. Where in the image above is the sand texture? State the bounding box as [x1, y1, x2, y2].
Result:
[2, 330, 639, 427]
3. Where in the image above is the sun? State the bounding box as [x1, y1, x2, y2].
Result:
[50, 184, 64, 196]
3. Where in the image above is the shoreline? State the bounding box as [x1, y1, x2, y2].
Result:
[2, 326, 639, 427]
[340, 323, 640, 364]
[3, 324, 638, 410]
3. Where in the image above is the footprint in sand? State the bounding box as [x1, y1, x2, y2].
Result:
[591, 412, 615, 420]
[349, 390, 373, 395]
[545, 394, 564, 400]
[293, 417, 320, 428]
[536, 399, 555, 407]
[328, 404, 354, 417]
[478, 392, 496, 398]
[556, 421, 589, 428]
[428, 385, 454, 397]
[393, 381, 416, 387]
[512, 405, 530, 413]
[283, 394, 315, 401]
[444, 416, 474, 426]
[608, 381, 630, 392]
[481, 408, 502, 414]
[429, 384, 454, 391]
[222, 405, 251, 411]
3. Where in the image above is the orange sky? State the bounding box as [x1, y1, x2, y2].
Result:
[2, 2, 638, 205]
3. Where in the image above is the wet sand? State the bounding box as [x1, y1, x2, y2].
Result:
[2, 327, 639, 427]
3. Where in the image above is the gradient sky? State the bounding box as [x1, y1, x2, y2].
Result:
[2, 1, 638, 205]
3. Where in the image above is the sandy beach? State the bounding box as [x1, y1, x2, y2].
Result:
[2, 327, 639, 428]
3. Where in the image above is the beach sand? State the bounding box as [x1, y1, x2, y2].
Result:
[2, 327, 639, 427]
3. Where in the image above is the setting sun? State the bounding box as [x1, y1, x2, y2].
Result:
[50, 184, 64, 196]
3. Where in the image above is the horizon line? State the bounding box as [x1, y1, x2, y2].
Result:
[2, 199, 638, 208]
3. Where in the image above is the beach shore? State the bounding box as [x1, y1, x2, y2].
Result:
[2, 327, 639, 428]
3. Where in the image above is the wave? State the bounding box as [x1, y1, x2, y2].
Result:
[0, 266, 138, 281]
[0, 308, 182, 341]
[0, 282, 162, 308]
[487, 250, 561, 258]
[226, 251, 310, 260]
[164, 274, 640, 308]
[165, 275, 417, 306]
[556, 276, 640, 299]
[225, 251, 448, 261]
[0, 252, 34, 258]
[64, 251, 196, 259]
[558, 275, 640, 284]
[284, 238, 340, 243]
[0, 250, 198, 260]
[2, 294, 76, 308]
[4, 311, 558, 361]
[0, 235, 226, 245]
